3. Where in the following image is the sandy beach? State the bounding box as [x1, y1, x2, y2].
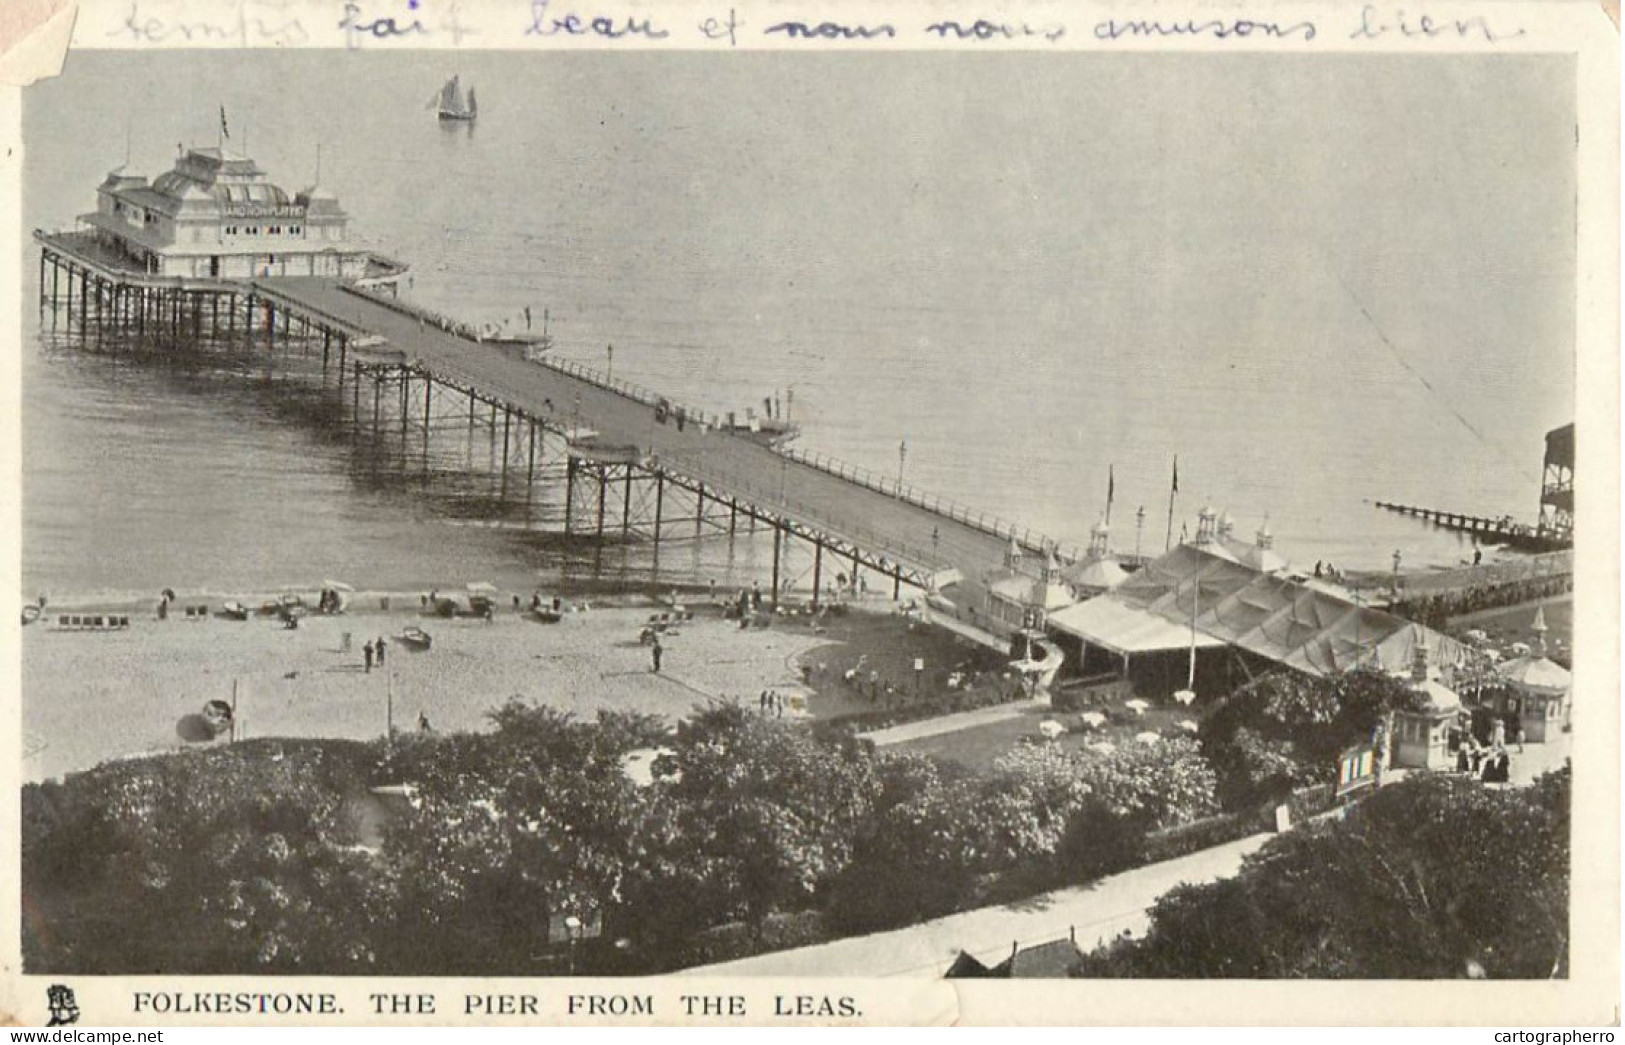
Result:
[21, 598, 849, 782]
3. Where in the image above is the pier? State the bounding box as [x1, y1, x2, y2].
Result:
[36, 229, 1089, 611]
[1369, 499, 1571, 553]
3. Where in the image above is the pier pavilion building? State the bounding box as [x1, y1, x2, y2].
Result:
[77, 146, 405, 287]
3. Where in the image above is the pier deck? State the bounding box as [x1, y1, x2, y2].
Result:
[37, 223, 1080, 607]
[254, 277, 1038, 587]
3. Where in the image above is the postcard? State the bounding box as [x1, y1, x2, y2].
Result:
[0, 0, 1617, 1026]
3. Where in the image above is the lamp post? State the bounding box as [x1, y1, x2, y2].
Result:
[563, 915, 583, 975]
[385, 666, 395, 753]
[606, 344, 614, 383]
[1135, 505, 1146, 560]
[897, 438, 907, 495]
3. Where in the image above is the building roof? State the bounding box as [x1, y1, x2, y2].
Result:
[1219, 535, 1290, 574]
[943, 951, 995, 979]
[1046, 543, 1466, 676]
[988, 571, 1076, 611]
[102, 147, 314, 219]
[1409, 676, 1463, 715]
[1049, 597, 1225, 655]
[1495, 654, 1572, 694]
[1061, 557, 1129, 592]
[993, 938, 1085, 978]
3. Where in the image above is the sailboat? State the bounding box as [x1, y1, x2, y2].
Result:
[433, 75, 477, 122]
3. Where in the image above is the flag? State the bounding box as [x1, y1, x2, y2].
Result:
[220, 105, 230, 141]
[1172, 455, 1179, 493]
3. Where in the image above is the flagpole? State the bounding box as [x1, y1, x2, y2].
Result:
[1187, 579, 1198, 690]
[1106, 465, 1114, 527]
[1165, 455, 1179, 551]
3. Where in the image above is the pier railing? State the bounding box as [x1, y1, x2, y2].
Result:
[342, 281, 1084, 565]
[655, 448, 955, 581]
[774, 445, 1086, 563]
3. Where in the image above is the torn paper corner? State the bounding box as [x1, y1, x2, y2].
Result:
[0, 0, 75, 88]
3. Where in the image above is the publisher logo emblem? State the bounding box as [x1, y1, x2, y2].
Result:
[47, 984, 81, 1027]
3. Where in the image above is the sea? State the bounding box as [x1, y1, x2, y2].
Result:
[19, 52, 1577, 604]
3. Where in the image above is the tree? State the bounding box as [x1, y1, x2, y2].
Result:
[1202, 667, 1430, 806]
[652, 701, 881, 938]
[23, 740, 385, 973]
[379, 703, 655, 973]
[828, 755, 989, 931]
[1076, 767, 1571, 978]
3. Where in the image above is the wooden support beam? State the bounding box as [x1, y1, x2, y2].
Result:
[771, 524, 782, 609]
[653, 471, 665, 543]
[812, 540, 823, 610]
[565, 455, 577, 534]
[621, 467, 633, 535]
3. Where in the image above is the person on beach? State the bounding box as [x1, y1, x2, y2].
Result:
[751, 582, 762, 609]
[651, 638, 663, 673]
[418, 711, 432, 732]
[363, 640, 374, 673]
[376, 637, 387, 667]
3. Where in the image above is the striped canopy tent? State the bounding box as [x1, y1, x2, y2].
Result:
[1047, 543, 1467, 678]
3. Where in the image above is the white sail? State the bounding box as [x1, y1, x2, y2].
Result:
[439, 76, 464, 114]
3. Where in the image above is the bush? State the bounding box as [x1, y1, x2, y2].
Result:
[817, 683, 1024, 734]
[675, 910, 830, 968]
[1283, 782, 1338, 824]
[1140, 810, 1258, 865]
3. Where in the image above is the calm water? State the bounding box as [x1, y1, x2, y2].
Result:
[20, 53, 1576, 599]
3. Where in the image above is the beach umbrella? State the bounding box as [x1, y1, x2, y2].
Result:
[1080, 711, 1108, 729]
[1177, 719, 1200, 734]
[323, 579, 355, 593]
[1087, 741, 1117, 755]
[1172, 688, 1197, 706]
[1135, 732, 1161, 745]
[1039, 720, 1066, 740]
[1124, 698, 1150, 714]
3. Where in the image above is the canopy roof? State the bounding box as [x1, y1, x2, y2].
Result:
[1049, 597, 1224, 655]
[1495, 654, 1572, 694]
[1047, 544, 1466, 677]
[1061, 557, 1130, 592]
